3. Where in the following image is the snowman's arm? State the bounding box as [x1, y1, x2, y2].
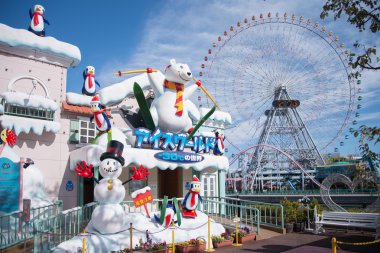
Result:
[147, 70, 164, 96]
[95, 80, 101, 87]
[29, 9, 33, 19]
[44, 18, 50, 25]
[122, 178, 132, 185]
[183, 83, 198, 101]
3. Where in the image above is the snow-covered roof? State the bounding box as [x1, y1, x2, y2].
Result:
[0, 115, 61, 135]
[0, 23, 81, 67]
[131, 186, 151, 199]
[66, 92, 93, 106]
[98, 73, 162, 106]
[200, 108, 232, 125]
[1, 91, 58, 111]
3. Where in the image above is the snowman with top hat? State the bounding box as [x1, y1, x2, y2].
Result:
[75, 140, 149, 234]
[182, 175, 203, 218]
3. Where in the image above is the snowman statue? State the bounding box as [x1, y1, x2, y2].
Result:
[75, 140, 149, 234]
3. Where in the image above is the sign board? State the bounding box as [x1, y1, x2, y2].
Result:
[233, 217, 241, 223]
[132, 188, 153, 208]
[23, 199, 31, 223]
[0, 157, 21, 213]
[185, 182, 190, 190]
[154, 151, 204, 163]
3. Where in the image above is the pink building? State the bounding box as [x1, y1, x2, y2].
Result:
[0, 23, 232, 211]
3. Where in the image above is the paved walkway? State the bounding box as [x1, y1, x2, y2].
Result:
[215, 232, 379, 253]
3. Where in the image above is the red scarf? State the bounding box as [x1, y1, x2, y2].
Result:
[86, 73, 94, 89]
[190, 190, 199, 207]
[33, 12, 43, 26]
[164, 79, 184, 116]
[217, 136, 225, 149]
[93, 110, 104, 128]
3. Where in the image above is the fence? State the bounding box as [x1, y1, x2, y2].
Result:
[31, 197, 261, 252]
[0, 200, 62, 250]
[205, 196, 283, 230]
[226, 188, 379, 195]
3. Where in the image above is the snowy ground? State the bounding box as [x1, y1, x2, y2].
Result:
[54, 210, 225, 252]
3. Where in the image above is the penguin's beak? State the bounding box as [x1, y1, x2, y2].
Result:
[36, 7, 41, 11]
[91, 107, 97, 112]
[88, 70, 94, 74]
[193, 187, 200, 192]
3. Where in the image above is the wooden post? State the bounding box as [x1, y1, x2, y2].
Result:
[171, 220, 176, 253]
[204, 216, 215, 252]
[130, 223, 133, 252]
[232, 214, 242, 246]
[82, 228, 86, 253]
[331, 237, 337, 253]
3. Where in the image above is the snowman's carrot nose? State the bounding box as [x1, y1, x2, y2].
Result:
[113, 69, 158, 76]
[193, 77, 221, 110]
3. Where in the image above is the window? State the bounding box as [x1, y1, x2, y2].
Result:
[2, 101, 54, 121]
[69, 119, 97, 144]
[129, 166, 148, 195]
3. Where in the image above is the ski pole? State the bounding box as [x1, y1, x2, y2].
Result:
[113, 69, 158, 76]
[193, 77, 221, 110]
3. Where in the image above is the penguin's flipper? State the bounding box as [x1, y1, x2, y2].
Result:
[83, 71, 86, 80]
[198, 194, 203, 203]
[29, 9, 33, 19]
[90, 115, 94, 123]
[44, 18, 50, 25]
[95, 80, 101, 87]
[182, 192, 190, 207]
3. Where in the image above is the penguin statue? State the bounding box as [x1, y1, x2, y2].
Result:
[28, 4, 50, 36]
[182, 175, 203, 218]
[213, 128, 225, 156]
[82, 66, 101, 96]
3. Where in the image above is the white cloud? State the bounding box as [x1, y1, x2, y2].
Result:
[97, 0, 380, 156]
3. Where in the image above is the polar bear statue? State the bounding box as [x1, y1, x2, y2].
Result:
[147, 59, 200, 133]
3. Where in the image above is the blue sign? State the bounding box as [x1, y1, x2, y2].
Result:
[154, 151, 205, 163]
[0, 157, 20, 213]
[66, 180, 74, 191]
[185, 182, 191, 190]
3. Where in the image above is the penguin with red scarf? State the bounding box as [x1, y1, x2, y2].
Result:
[182, 175, 203, 218]
[82, 66, 101, 96]
[90, 96, 111, 133]
[213, 128, 225, 156]
[28, 5, 50, 37]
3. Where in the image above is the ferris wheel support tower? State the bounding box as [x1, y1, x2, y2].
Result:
[246, 86, 325, 190]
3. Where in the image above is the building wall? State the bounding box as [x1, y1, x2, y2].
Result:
[0, 51, 79, 210]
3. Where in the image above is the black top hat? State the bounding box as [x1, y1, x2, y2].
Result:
[100, 140, 125, 166]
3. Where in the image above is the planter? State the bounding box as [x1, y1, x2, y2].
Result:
[233, 233, 256, 244]
[293, 222, 305, 232]
[285, 223, 294, 233]
[176, 243, 206, 253]
[145, 250, 168, 253]
[212, 239, 233, 248]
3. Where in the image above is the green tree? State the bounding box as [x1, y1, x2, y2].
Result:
[320, 0, 379, 71]
[321, 1, 379, 165]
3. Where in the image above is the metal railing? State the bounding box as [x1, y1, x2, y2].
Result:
[31, 197, 262, 251]
[32, 202, 95, 252]
[0, 201, 62, 250]
[205, 196, 283, 230]
[226, 188, 379, 195]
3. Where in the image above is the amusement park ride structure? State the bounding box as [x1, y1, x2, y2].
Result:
[197, 13, 360, 192]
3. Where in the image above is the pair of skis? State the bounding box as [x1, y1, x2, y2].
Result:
[133, 82, 216, 138]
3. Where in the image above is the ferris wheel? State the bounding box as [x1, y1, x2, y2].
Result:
[196, 12, 360, 157]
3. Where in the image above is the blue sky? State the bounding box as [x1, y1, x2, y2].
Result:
[1, 0, 379, 158]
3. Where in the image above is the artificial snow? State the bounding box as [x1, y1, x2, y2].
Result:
[131, 186, 151, 199]
[200, 108, 232, 125]
[66, 92, 93, 106]
[186, 100, 201, 122]
[98, 72, 165, 106]
[69, 128, 131, 171]
[0, 23, 81, 66]
[124, 148, 229, 171]
[0, 91, 58, 111]
[0, 115, 60, 135]
[0, 145, 20, 163]
[23, 164, 52, 208]
[54, 211, 225, 252]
